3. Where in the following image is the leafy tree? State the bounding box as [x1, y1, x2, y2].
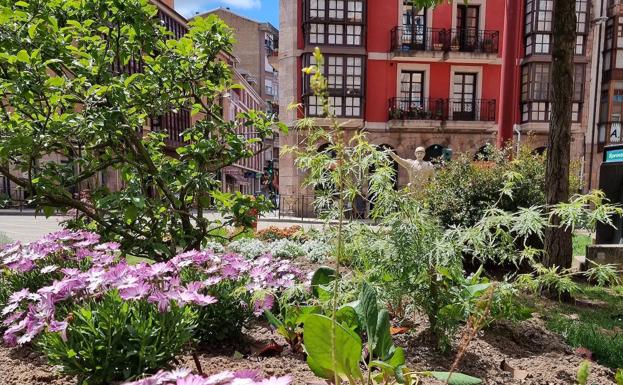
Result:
[0, 0, 283, 259]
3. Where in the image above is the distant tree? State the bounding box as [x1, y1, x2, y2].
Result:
[0, 0, 282, 260]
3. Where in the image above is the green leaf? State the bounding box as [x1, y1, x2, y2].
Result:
[355, 283, 378, 352]
[42, 206, 55, 218]
[310, 266, 336, 298]
[264, 310, 283, 329]
[615, 368, 623, 385]
[306, 355, 334, 380]
[16, 50, 29, 63]
[124, 205, 138, 224]
[577, 360, 590, 385]
[387, 347, 405, 368]
[66, 349, 77, 358]
[430, 372, 482, 385]
[335, 305, 359, 332]
[466, 283, 491, 296]
[303, 314, 363, 382]
[296, 306, 321, 324]
[373, 309, 393, 360]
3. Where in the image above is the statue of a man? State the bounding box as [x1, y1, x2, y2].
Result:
[389, 146, 434, 191]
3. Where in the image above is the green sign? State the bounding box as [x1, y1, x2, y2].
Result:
[605, 148, 623, 163]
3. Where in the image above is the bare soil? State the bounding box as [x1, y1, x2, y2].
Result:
[1, 315, 617, 385]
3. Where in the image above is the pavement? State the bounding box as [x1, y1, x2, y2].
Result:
[0, 210, 341, 243]
[0, 215, 67, 243]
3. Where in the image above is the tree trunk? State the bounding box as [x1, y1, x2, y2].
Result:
[544, 0, 576, 268]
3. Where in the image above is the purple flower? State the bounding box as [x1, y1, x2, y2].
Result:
[8, 288, 30, 305]
[257, 376, 292, 385]
[177, 374, 208, 385]
[119, 369, 290, 385]
[40, 265, 59, 274]
[48, 320, 68, 341]
[205, 371, 235, 385]
[119, 282, 152, 301]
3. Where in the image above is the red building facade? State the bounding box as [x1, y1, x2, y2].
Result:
[278, 0, 595, 200]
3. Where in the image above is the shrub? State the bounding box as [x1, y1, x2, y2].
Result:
[425, 145, 548, 228]
[0, 193, 10, 209]
[270, 239, 305, 259]
[172, 250, 303, 345]
[0, 232, 12, 245]
[39, 291, 197, 385]
[203, 241, 226, 254]
[256, 226, 303, 242]
[227, 238, 268, 259]
[122, 369, 291, 385]
[301, 239, 332, 263]
[0, 0, 282, 260]
[341, 223, 389, 268]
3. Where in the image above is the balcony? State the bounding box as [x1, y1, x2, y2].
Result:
[389, 97, 447, 120]
[389, 98, 496, 122]
[390, 27, 500, 56]
[150, 108, 191, 149]
[598, 121, 623, 147]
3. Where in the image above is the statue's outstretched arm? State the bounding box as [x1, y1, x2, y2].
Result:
[389, 151, 412, 169]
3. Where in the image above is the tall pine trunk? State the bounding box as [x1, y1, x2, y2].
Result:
[544, 0, 576, 268]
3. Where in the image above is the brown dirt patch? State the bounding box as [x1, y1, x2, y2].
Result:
[0, 316, 617, 385]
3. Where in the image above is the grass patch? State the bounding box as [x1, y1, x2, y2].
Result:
[0, 231, 12, 245]
[541, 285, 623, 369]
[207, 226, 254, 245]
[572, 233, 592, 256]
[126, 255, 155, 265]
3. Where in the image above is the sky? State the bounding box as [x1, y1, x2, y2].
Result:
[175, 0, 279, 28]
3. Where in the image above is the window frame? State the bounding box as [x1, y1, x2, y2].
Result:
[523, 0, 588, 56]
[303, 0, 366, 47]
[520, 62, 585, 123]
[302, 53, 365, 118]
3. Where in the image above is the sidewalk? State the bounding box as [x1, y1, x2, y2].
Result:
[0, 211, 373, 243]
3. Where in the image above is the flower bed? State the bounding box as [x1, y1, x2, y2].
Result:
[1, 231, 303, 384]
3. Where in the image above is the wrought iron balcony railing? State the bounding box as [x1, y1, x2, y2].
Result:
[389, 97, 448, 120]
[448, 98, 496, 121]
[390, 27, 500, 54]
[390, 27, 449, 52]
[389, 97, 496, 122]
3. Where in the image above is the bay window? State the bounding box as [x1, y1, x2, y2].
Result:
[303, 54, 364, 118]
[304, 0, 365, 46]
[520, 63, 585, 122]
[524, 0, 587, 56]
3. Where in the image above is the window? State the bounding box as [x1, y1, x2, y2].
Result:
[304, 0, 364, 46]
[520, 63, 584, 122]
[524, 0, 587, 55]
[265, 79, 274, 96]
[309, 23, 325, 44]
[400, 71, 424, 104]
[452, 73, 477, 120]
[303, 54, 364, 117]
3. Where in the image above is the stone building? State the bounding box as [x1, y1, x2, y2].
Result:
[194, 7, 281, 198]
[195, 8, 280, 113]
[278, 0, 599, 211]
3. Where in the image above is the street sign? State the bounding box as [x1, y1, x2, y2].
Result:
[605, 148, 623, 163]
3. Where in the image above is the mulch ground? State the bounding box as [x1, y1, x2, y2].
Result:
[0, 258, 618, 384]
[1, 314, 617, 385]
